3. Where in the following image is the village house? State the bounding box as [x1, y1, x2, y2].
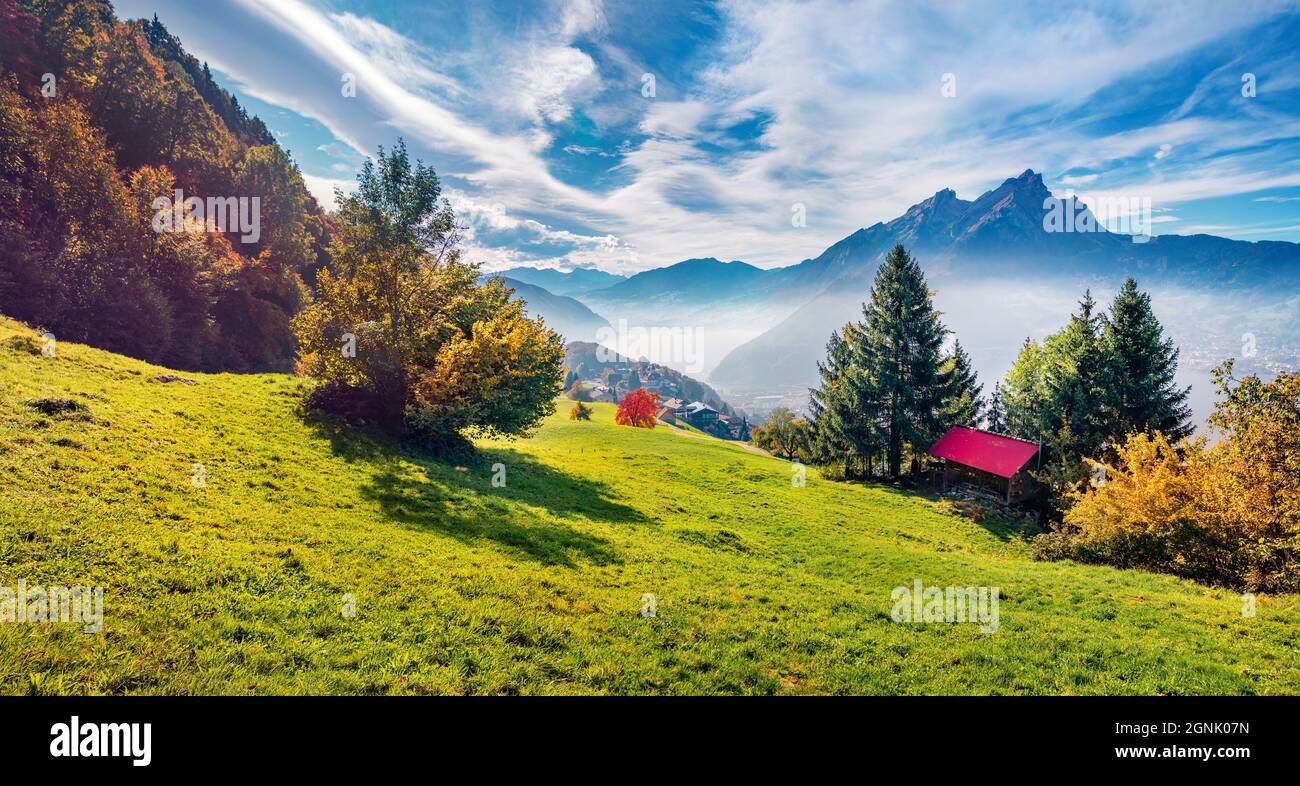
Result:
[584, 383, 618, 404]
[656, 397, 688, 423]
[653, 399, 749, 440]
[928, 425, 1041, 504]
[636, 364, 666, 392]
[717, 414, 750, 441]
[682, 401, 720, 429]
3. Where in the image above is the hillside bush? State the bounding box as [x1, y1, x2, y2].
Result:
[1050, 363, 1299, 591]
[293, 142, 563, 445]
[567, 380, 592, 402]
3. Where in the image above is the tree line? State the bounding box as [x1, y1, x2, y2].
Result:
[997, 280, 1191, 512]
[801, 242, 1297, 591]
[1044, 361, 1298, 592]
[802, 243, 1190, 487]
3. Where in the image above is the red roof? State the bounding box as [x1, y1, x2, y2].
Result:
[928, 426, 1038, 478]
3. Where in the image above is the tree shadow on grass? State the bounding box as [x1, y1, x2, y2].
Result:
[839, 477, 1036, 543]
[302, 413, 393, 465]
[356, 444, 649, 568]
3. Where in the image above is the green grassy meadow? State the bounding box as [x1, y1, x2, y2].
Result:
[1, 317, 1297, 695]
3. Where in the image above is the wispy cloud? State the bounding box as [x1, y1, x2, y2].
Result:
[118, 0, 1300, 270]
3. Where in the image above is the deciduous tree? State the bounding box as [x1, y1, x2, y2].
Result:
[615, 388, 660, 429]
[293, 140, 564, 444]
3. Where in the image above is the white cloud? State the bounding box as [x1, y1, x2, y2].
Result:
[301, 173, 356, 212]
[229, 0, 603, 218]
[328, 12, 465, 96]
[450, 192, 640, 271]
[514, 45, 600, 126]
[127, 0, 1300, 273]
[317, 142, 350, 159]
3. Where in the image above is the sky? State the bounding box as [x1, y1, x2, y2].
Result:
[117, 0, 1300, 274]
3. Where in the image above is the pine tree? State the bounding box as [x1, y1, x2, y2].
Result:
[998, 293, 1109, 505]
[855, 244, 948, 477]
[809, 323, 882, 477]
[941, 338, 983, 428]
[985, 382, 1006, 433]
[1101, 278, 1192, 442]
[809, 328, 847, 468]
[1050, 290, 1108, 459]
[1001, 337, 1049, 441]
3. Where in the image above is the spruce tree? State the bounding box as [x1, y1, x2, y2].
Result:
[809, 323, 881, 477]
[1101, 278, 1193, 442]
[809, 328, 849, 470]
[1001, 337, 1050, 441]
[941, 338, 983, 428]
[1029, 291, 1108, 511]
[985, 382, 1006, 433]
[855, 244, 948, 477]
[1049, 290, 1108, 460]
[999, 293, 1108, 502]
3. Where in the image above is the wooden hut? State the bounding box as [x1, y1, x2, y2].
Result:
[928, 426, 1041, 504]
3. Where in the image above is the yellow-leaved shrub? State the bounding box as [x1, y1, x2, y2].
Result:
[1061, 365, 1299, 591]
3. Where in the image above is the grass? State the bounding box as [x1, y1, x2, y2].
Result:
[1, 316, 1297, 695]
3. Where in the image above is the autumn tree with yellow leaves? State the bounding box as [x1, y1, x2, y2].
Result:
[1059, 361, 1299, 591]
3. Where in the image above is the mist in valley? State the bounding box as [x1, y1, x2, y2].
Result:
[585, 273, 1295, 432]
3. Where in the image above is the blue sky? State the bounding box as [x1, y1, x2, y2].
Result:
[118, 0, 1300, 272]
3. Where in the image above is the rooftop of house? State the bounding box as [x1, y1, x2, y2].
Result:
[928, 426, 1039, 479]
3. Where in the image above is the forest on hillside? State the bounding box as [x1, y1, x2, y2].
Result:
[0, 0, 568, 452]
[0, 0, 330, 372]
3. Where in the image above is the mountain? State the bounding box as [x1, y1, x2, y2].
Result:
[0, 6, 328, 373]
[490, 278, 611, 343]
[581, 258, 774, 307]
[493, 266, 627, 296]
[573, 258, 829, 377]
[709, 170, 1300, 393]
[574, 173, 1136, 349]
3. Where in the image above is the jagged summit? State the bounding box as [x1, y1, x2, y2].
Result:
[707, 169, 1299, 392]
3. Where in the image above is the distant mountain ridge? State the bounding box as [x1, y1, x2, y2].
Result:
[610, 171, 1298, 293]
[504, 170, 1299, 397]
[484, 277, 611, 344]
[707, 170, 1300, 391]
[493, 266, 626, 296]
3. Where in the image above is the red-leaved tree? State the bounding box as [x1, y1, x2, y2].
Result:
[615, 389, 660, 429]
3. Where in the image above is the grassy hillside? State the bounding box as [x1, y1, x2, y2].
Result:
[1, 317, 1297, 695]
